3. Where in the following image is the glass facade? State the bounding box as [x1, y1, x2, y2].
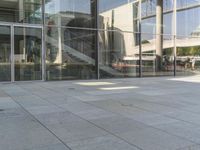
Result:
[0, 0, 200, 81]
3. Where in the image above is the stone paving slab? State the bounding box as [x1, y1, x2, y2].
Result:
[1, 76, 200, 150]
[0, 116, 62, 150]
[67, 135, 140, 150]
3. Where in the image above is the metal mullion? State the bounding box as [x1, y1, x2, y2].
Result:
[0, 22, 42, 29]
[42, 26, 46, 81]
[173, 0, 177, 76]
[96, 0, 99, 79]
[42, 0, 46, 81]
[139, 0, 142, 77]
[0, 22, 13, 26]
[11, 25, 14, 82]
[13, 24, 42, 28]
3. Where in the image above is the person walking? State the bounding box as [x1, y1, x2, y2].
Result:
[191, 57, 196, 70]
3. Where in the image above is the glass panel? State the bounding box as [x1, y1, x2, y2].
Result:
[0, 0, 43, 24]
[176, 0, 200, 76]
[99, 0, 139, 33]
[141, 0, 156, 35]
[177, 6, 200, 37]
[142, 0, 173, 17]
[0, 26, 11, 81]
[14, 27, 42, 81]
[98, 0, 140, 78]
[99, 0, 130, 13]
[176, 36, 200, 76]
[177, 0, 200, 8]
[45, 0, 97, 80]
[46, 27, 96, 80]
[142, 0, 174, 35]
[141, 33, 174, 76]
[141, 0, 156, 17]
[99, 30, 140, 78]
[45, 0, 96, 28]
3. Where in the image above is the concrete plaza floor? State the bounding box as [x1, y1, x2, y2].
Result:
[1, 76, 200, 150]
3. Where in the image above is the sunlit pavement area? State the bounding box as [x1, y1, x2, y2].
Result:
[2, 76, 200, 150]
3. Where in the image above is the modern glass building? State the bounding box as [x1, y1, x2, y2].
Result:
[0, 0, 200, 82]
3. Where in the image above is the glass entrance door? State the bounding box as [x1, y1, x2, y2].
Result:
[0, 25, 11, 82]
[14, 26, 42, 81]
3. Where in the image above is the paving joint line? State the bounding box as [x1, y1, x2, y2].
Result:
[83, 100, 200, 146]
[21, 83, 144, 150]
[14, 81, 200, 149]
[6, 92, 73, 150]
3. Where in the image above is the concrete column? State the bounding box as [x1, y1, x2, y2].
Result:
[156, 0, 163, 71]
